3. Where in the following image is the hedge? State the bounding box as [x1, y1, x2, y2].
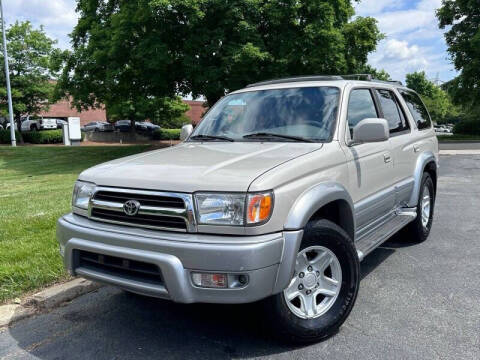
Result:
[23, 130, 64, 144]
[0, 129, 64, 144]
[453, 119, 480, 136]
[0, 129, 21, 144]
[152, 128, 181, 140]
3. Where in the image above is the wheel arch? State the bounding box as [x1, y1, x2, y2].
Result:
[408, 151, 438, 207]
[284, 182, 355, 241]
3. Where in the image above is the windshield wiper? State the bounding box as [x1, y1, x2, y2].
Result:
[243, 132, 314, 143]
[190, 134, 235, 142]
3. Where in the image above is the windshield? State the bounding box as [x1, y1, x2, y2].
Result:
[190, 86, 340, 142]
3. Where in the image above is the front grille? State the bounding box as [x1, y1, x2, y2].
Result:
[91, 208, 187, 230]
[76, 250, 163, 285]
[94, 191, 184, 209]
[88, 187, 195, 232]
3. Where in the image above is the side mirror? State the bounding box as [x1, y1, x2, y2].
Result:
[180, 124, 193, 141]
[352, 118, 389, 145]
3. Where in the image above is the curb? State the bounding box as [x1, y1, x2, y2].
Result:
[0, 278, 102, 328]
[439, 149, 480, 155]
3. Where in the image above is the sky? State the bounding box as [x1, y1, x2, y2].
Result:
[2, 0, 457, 84]
[354, 0, 457, 83]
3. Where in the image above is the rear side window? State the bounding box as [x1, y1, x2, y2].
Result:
[347, 89, 378, 135]
[375, 89, 409, 134]
[399, 90, 431, 130]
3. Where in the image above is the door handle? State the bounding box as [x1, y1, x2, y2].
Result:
[383, 153, 392, 163]
[413, 145, 420, 153]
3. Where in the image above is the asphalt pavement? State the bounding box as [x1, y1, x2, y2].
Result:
[1, 154, 479, 360]
[439, 141, 480, 150]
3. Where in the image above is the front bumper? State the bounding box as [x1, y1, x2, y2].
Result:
[57, 213, 303, 304]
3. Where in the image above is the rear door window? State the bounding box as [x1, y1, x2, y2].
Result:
[399, 90, 432, 130]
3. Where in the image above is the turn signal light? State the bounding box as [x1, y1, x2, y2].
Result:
[247, 192, 273, 224]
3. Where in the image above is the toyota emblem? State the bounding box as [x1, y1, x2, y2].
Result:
[123, 200, 140, 216]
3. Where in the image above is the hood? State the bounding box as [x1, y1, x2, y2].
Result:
[79, 142, 322, 192]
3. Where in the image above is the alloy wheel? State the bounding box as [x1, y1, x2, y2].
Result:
[421, 185, 431, 228]
[283, 246, 342, 319]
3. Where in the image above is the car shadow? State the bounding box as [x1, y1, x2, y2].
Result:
[360, 231, 420, 280]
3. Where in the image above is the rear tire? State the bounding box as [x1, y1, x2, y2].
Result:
[264, 219, 360, 343]
[404, 172, 435, 243]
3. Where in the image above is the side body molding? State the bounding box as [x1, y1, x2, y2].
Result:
[407, 151, 437, 207]
[284, 182, 355, 240]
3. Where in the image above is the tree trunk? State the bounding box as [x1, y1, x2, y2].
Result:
[15, 114, 24, 144]
[206, 93, 224, 108]
[130, 119, 135, 133]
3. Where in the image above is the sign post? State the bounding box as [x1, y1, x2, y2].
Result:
[0, 0, 16, 146]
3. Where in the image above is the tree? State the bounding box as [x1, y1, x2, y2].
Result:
[0, 21, 64, 136]
[406, 71, 457, 124]
[55, 0, 193, 127]
[177, 0, 383, 105]
[152, 96, 190, 128]
[405, 71, 435, 97]
[58, 0, 383, 112]
[361, 65, 391, 81]
[437, 0, 480, 109]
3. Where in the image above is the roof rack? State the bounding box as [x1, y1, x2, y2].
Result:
[246, 74, 402, 87]
[337, 74, 403, 86]
[246, 75, 343, 87]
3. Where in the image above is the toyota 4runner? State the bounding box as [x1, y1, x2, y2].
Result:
[57, 75, 438, 343]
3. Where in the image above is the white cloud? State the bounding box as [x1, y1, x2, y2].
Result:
[2, 0, 77, 49]
[417, 0, 442, 11]
[355, 0, 407, 16]
[354, 0, 457, 82]
[374, 9, 434, 36]
[369, 39, 428, 79]
[383, 39, 420, 59]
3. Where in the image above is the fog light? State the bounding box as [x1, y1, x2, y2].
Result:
[192, 272, 227, 288]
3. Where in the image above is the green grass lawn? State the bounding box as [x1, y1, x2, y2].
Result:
[437, 134, 480, 141]
[0, 145, 150, 303]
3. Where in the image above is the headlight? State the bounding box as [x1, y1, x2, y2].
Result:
[72, 181, 95, 210]
[194, 192, 273, 226]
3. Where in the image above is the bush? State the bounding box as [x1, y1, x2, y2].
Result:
[0, 129, 20, 144]
[453, 119, 480, 135]
[0, 129, 21, 144]
[152, 128, 181, 140]
[22, 130, 64, 144]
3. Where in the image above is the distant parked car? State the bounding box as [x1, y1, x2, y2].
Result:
[114, 120, 133, 132]
[56, 119, 68, 129]
[83, 121, 114, 132]
[434, 125, 451, 134]
[20, 115, 57, 132]
[135, 121, 160, 133]
[5, 122, 17, 131]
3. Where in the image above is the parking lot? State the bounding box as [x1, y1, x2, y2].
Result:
[0, 154, 479, 360]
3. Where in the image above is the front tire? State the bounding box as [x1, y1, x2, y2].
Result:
[265, 219, 360, 343]
[404, 172, 435, 243]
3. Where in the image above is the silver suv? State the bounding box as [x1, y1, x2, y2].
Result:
[57, 75, 438, 343]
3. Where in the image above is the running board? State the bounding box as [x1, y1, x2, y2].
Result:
[356, 209, 416, 261]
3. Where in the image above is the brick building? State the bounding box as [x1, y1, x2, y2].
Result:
[39, 98, 107, 126]
[39, 98, 206, 127]
[184, 100, 207, 125]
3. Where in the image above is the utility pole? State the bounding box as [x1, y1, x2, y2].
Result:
[0, 0, 16, 146]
